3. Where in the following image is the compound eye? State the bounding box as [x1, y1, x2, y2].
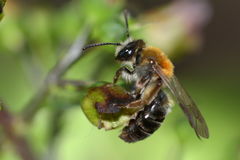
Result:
[118, 48, 133, 59]
[116, 42, 136, 61]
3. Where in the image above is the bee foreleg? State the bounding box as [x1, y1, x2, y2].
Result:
[113, 67, 133, 84]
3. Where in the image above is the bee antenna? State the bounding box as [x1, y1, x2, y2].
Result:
[82, 42, 121, 51]
[124, 10, 130, 38]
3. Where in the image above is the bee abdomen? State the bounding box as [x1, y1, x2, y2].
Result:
[119, 90, 169, 143]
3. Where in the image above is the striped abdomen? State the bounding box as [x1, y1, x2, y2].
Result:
[119, 90, 170, 143]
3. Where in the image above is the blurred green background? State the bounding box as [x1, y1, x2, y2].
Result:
[0, 0, 240, 160]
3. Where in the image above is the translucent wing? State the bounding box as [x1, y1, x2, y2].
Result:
[152, 64, 209, 139]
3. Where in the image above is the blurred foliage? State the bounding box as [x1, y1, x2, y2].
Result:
[0, 0, 240, 160]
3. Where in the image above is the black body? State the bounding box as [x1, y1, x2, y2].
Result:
[119, 90, 169, 143]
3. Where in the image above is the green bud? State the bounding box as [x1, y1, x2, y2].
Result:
[81, 82, 135, 130]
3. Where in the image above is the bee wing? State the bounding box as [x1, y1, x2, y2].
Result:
[152, 64, 209, 139]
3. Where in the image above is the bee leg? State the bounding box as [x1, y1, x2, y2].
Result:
[133, 73, 152, 99]
[128, 80, 162, 109]
[113, 67, 133, 84]
[97, 119, 104, 129]
[121, 82, 161, 111]
[124, 99, 143, 110]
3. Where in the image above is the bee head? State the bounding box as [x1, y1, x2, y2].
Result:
[115, 39, 145, 62]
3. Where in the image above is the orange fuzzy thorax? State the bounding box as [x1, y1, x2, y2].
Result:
[142, 47, 174, 77]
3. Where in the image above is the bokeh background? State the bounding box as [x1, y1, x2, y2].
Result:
[0, 0, 240, 160]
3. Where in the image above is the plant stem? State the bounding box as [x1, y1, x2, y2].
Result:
[0, 102, 37, 160]
[22, 27, 90, 122]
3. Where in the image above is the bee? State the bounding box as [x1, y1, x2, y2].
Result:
[82, 11, 209, 142]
